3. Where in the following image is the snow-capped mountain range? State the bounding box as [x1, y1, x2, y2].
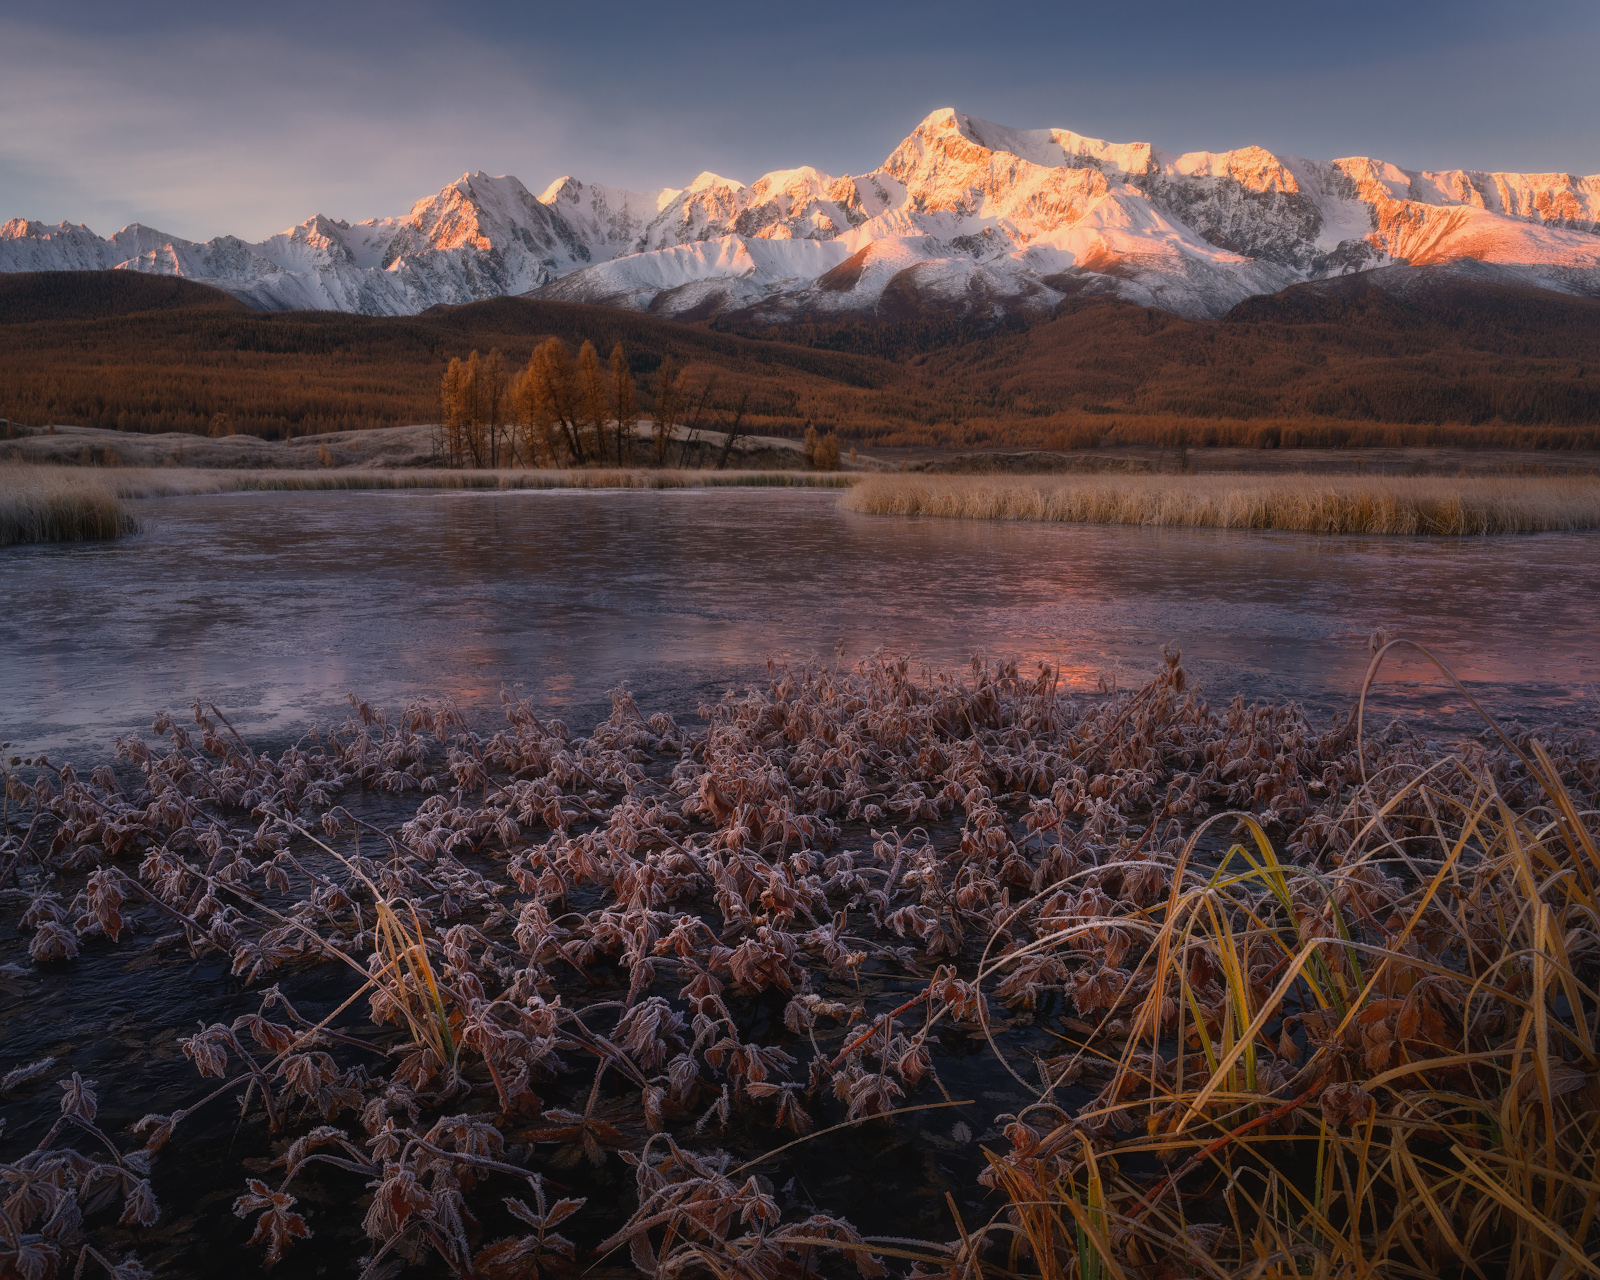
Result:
[6, 108, 1600, 321]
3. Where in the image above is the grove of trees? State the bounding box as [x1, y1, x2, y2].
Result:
[802, 423, 841, 470]
[437, 339, 770, 469]
[437, 340, 641, 467]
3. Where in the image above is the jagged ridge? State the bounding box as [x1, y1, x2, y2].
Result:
[5, 108, 1599, 321]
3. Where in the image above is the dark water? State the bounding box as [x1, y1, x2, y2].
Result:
[3, 487, 1596, 756]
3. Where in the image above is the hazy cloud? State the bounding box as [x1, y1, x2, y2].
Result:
[2, 1, 1596, 241]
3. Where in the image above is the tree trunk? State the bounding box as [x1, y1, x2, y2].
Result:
[714, 392, 751, 470]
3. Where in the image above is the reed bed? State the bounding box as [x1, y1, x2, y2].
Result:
[845, 473, 1600, 535]
[0, 464, 139, 546]
[1, 646, 1595, 1279]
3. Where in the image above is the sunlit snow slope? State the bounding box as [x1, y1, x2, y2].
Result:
[5, 109, 1598, 320]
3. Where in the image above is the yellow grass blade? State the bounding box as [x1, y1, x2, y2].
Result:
[1177, 936, 1323, 1132]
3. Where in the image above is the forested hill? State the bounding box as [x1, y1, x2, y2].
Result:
[2, 269, 1597, 451]
[0, 270, 250, 323]
[911, 273, 1600, 434]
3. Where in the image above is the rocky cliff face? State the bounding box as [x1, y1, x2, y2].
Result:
[6, 108, 1598, 320]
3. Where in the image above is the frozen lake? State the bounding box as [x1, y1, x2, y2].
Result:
[3, 486, 1597, 755]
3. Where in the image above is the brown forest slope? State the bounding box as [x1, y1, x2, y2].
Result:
[891, 274, 1600, 448]
[2, 269, 1598, 448]
[0, 277, 899, 438]
[0, 270, 250, 323]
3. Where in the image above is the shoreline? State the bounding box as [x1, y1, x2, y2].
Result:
[0, 464, 855, 546]
[9, 461, 1600, 547]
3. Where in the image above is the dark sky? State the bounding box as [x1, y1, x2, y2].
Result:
[3, 0, 1595, 241]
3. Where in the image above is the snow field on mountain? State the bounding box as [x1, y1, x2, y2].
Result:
[5, 107, 1599, 320]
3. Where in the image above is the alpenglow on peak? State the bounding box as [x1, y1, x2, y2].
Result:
[5, 106, 1598, 320]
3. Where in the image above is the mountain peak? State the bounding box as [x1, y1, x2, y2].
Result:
[5, 108, 1599, 321]
[686, 171, 743, 193]
[539, 176, 583, 204]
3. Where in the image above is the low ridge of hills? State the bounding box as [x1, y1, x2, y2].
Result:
[2, 264, 1596, 451]
[0, 270, 249, 323]
[4, 108, 1599, 324]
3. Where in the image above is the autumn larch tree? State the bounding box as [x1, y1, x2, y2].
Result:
[576, 340, 609, 464]
[652, 357, 680, 465]
[476, 349, 508, 466]
[814, 429, 841, 470]
[713, 390, 751, 470]
[610, 344, 637, 464]
[675, 374, 717, 466]
[438, 348, 508, 467]
[513, 338, 585, 466]
[440, 356, 470, 465]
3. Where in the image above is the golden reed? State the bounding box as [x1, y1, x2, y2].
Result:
[0, 463, 138, 545]
[845, 472, 1600, 535]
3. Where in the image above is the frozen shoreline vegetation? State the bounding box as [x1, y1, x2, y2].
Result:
[0, 464, 853, 546]
[0, 463, 140, 545]
[1, 648, 1597, 1278]
[845, 473, 1600, 536]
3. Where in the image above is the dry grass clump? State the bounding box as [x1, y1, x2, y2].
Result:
[845, 473, 1600, 535]
[1, 646, 1595, 1278]
[980, 649, 1600, 1280]
[0, 462, 138, 546]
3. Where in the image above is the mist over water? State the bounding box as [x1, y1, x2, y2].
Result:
[3, 487, 1597, 756]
